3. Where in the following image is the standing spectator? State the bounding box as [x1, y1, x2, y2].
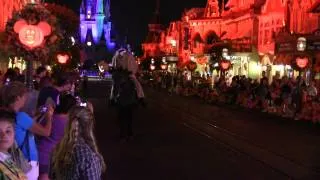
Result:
[0, 109, 27, 179]
[82, 74, 88, 99]
[3, 68, 18, 85]
[21, 67, 47, 117]
[111, 69, 138, 141]
[34, 67, 47, 91]
[50, 106, 106, 180]
[307, 80, 318, 99]
[37, 74, 72, 108]
[38, 94, 77, 180]
[0, 81, 54, 180]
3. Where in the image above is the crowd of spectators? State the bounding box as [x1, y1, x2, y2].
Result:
[142, 70, 320, 123]
[0, 67, 105, 179]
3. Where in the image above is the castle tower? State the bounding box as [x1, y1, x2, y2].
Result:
[205, 0, 220, 17]
[80, 0, 115, 49]
[142, 0, 165, 57]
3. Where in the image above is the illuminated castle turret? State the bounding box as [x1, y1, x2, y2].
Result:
[79, 0, 115, 49]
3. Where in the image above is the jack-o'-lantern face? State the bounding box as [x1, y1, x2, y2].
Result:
[19, 26, 44, 48]
[220, 60, 231, 70]
[57, 54, 69, 64]
[14, 20, 51, 49]
[296, 57, 308, 69]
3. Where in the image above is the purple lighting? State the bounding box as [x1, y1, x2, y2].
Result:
[80, 0, 114, 49]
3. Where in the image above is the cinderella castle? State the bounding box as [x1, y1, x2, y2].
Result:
[79, 0, 115, 50]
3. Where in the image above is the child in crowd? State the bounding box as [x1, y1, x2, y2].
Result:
[0, 109, 27, 180]
[0, 81, 54, 180]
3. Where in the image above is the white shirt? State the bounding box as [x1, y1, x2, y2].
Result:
[0, 152, 11, 162]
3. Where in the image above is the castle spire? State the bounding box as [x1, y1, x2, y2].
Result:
[205, 0, 220, 17]
[155, 0, 160, 15]
[105, 0, 111, 20]
[96, 0, 104, 14]
[150, 0, 160, 24]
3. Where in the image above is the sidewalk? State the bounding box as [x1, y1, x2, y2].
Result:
[144, 86, 320, 176]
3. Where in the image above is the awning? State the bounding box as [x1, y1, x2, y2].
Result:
[223, 29, 251, 40]
[273, 54, 293, 65]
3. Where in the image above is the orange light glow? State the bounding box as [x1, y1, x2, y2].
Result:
[14, 20, 52, 49]
[296, 57, 308, 69]
[220, 60, 231, 70]
[57, 53, 69, 64]
[161, 64, 168, 70]
[196, 56, 208, 65]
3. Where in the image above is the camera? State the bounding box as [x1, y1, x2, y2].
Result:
[4, 78, 10, 85]
[80, 102, 87, 107]
[40, 106, 48, 113]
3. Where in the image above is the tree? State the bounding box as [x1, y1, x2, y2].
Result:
[44, 3, 79, 35]
[44, 3, 80, 70]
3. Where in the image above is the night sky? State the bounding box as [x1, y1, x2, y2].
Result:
[49, 0, 210, 54]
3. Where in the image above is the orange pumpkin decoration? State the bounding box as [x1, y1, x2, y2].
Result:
[14, 20, 52, 49]
[160, 63, 168, 70]
[196, 56, 208, 65]
[150, 65, 156, 70]
[220, 60, 231, 70]
[57, 53, 70, 64]
[295, 57, 309, 69]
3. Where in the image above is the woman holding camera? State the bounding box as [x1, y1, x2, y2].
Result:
[37, 94, 77, 180]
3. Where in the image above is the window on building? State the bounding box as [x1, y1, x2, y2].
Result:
[276, 19, 281, 25]
[264, 30, 269, 44]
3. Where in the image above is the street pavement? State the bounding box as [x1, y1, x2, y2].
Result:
[88, 80, 320, 180]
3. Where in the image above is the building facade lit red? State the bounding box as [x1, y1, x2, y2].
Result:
[0, 0, 38, 32]
[142, 0, 320, 79]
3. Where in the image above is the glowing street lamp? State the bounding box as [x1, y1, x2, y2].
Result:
[161, 63, 168, 70]
[70, 36, 76, 46]
[87, 41, 92, 46]
[170, 39, 177, 47]
[222, 48, 229, 58]
[150, 64, 155, 71]
[297, 37, 307, 52]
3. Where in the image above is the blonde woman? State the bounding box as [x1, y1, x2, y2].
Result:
[50, 106, 105, 180]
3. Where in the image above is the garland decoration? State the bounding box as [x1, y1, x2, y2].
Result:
[4, 3, 62, 62]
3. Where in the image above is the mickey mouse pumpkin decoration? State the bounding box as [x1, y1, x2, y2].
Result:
[220, 59, 231, 71]
[295, 56, 309, 69]
[56, 53, 70, 64]
[13, 19, 52, 50]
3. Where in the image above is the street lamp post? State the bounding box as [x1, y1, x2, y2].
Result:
[296, 37, 308, 77]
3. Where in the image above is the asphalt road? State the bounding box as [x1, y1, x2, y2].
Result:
[88, 80, 320, 180]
